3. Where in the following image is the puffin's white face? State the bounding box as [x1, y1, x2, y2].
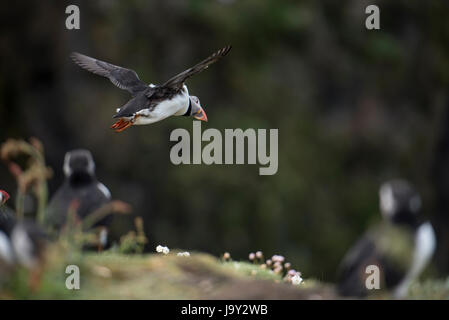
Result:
[63, 150, 96, 178]
[379, 184, 396, 219]
[190, 96, 208, 122]
[379, 180, 422, 221]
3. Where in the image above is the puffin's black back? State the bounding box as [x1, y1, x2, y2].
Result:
[336, 230, 407, 297]
[45, 180, 111, 230]
[45, 149, 112, 232]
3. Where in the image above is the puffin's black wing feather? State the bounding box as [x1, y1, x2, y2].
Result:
[336, 231, 406, 297]
[162, 46, 232, 90]
[113, 92, 151, 118]
[337, 235, 378, 297]
[71, 52, 148, 95]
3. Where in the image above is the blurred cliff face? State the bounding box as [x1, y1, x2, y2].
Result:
[1, 0, 449, 280]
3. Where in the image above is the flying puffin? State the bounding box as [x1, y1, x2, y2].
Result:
[0, 189, 47, 289]
[337, 179, 436, 298]
[70, 46, 232, 132]
[45, 149, 112, 248]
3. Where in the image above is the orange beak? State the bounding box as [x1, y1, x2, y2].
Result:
[0, 190, 10, 205]
[194, 107, 208, 122]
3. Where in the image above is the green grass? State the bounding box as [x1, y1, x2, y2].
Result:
[1, 247, 447, 299]
[406, 278, 449, 300]
[0, 246, 334, 299]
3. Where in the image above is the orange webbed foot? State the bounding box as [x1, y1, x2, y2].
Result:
[110, 119, 133, 133]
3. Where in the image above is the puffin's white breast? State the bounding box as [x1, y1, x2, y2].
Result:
[11, 225, 36, 269]
[134, 86, 190, 125]
[0, 231, 14, 265]
[393, 221, 436, 298]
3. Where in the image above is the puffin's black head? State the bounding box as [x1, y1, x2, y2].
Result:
[379, 179, 421, 227]
[63, 149, 96, 184]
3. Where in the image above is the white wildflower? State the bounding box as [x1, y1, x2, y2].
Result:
[156, 245, 170, 255]
[177, 252, 190, 257]
[291, 273, 303, 286]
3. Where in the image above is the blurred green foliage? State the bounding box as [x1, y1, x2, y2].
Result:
[1, 0, 448, 282]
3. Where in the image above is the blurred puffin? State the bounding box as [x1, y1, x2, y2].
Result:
[337, 179, 436, 298]
[0, 190, 13, 225]
[45, 149, 112, 248]
[70, 46, 231, 132]
[0, 189, 47, 289]
[0, 190, 15, 271]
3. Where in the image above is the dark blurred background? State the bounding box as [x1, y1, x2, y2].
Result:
[1, 0, 449, 282]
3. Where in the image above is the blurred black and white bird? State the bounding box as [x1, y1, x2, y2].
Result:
[45, 149, 112, 247]
[0, 190, 15, 271]
[337, 179, 436, 298]
[0, 189, 47, 287]
[0, 190, 14, 224]
[70, 46, 232, 132]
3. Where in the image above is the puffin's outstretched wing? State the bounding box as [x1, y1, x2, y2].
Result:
[71, 52, 148, 95]
[162, 46, 232, 90]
